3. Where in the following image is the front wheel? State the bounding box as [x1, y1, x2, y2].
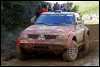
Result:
[16, 45, 30, 61]
[63, 40, 78, 62]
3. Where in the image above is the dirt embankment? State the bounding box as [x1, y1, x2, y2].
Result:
[1, 24, 99, 66]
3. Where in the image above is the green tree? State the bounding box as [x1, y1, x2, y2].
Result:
[1, 1, 44, 31]
[64, 1, 79, 12]
[1, 1, 44, 41]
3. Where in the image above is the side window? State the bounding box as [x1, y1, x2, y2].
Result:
[75, 13, 80, 21]
[74, 16, 77, 25]
[76, 16, 83, 25]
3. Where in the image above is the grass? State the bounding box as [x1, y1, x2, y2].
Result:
[73, 1, 99, 15]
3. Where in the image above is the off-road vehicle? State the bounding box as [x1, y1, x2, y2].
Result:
[16, 10, 90, 62]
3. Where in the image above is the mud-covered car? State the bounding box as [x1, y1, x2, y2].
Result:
[16, 10, 90, 62]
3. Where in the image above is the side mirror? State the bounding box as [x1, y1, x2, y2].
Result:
[31, 16, 36, 23]
[77, 21, 82, 24]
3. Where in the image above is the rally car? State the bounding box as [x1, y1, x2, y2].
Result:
[16, 10, 90, 62]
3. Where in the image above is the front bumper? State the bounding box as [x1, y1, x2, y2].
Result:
[20, 39, 66, 45]
[19, 39, 67, 54]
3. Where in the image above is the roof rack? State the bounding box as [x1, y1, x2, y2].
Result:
[55, 10, 62, 13]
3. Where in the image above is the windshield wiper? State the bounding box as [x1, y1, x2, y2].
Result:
[35, 23, 51, 26]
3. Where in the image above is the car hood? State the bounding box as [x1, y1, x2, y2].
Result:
[21, 25, 74, 34]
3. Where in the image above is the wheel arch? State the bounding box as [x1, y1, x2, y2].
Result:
[84, 27, 90, 36]
[72, 36, 77, 43]
[87, 31, 89, 36]
[66, 32, 77, 48]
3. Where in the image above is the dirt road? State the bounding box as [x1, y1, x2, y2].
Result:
[1, 24, 99, 66]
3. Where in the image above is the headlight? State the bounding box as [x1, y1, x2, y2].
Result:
[20, 34, 28, 38]
[57, 34, 68, 39]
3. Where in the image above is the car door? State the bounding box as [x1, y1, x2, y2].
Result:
[74, 22, 85, 43]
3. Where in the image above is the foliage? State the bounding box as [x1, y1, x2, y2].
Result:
[1, 1, 44, 41]
[1, 1, 44, 31]
[64, 1, 79, 12]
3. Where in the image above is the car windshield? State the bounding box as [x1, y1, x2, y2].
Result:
[34, 14, 75, 26]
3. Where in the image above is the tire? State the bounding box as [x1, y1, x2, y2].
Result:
[78, 34, 90, 58]
[63, 40, 78, 62]
[16, 45, 30, 61]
